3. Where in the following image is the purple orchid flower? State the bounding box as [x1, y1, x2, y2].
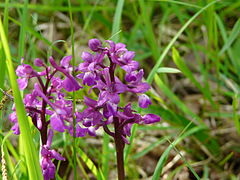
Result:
[41, 129, 65, 180]
[77, 38, 161, 179]
[10, 56, 83, 179]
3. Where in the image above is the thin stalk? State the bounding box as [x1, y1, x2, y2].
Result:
[68, 0, 77, 179]
[114, 118, 125, 180]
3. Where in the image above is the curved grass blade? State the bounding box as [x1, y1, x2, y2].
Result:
[0, 2, 113, 12]
[18, 0, 28, 60]
[0, 18, 43, 180]
[146, 0, 220, 84]
[8, 16, 64, 56]
[152, 124, 205, 180]
[77, 147, 105, 180]
[172, 47, 215, 106]
[157, 67, 181, 73]
[67, 1, 78, 179]
[154, 74, 202, 124]
[167, 138, 201, 180]
[219, 18, 240, 56]
[111, 0, 124, 42]
[132, 136, 170, 159]
[1, 131, 17, 180]
[150, 0, 202, 9]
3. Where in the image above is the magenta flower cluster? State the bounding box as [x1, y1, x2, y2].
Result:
[77, 39, 160, 144]
[9, 39, 160, 180]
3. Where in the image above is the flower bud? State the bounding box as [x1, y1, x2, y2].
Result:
[138, 94, 151, 108]
[142, 114, 161, 124]
[34, 58, 44, 67]
[88, 39, 102, 52]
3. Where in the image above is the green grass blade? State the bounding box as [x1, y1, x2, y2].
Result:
[0, 42, 6, 109]
[82, 0, 100, 32]
[157, 67, 181, 73]
[139, 0, 160, 60]
[0, 0, 9, 113]
[216, 14, 240, 77]
[172, 47, 215, 106]
[152, 124, 205, 180]
[77, 147, 105, 180]
[132, 136, 170, 159]
[0, 2, 113, 12]
[3, 0, 9, 34]
[67, 0, 77, 179]
[8, 16, 64, 56]
[219, 18, 240, 56]
[102, 134, 110, 179]
[202, 166, 209, 180]
[111, 0, 124, 42]
[18, 0, 28, 60]
[233, 94, 240, 134]
[151, 0, 202, 9]
[154, 74, 202, 124]
[0, 18, 43, 180]
[146, 0, 219, 84]
[1, 132, 17, 180]
[167, 138, 201, 180]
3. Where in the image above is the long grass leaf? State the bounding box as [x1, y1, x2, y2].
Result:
[150, 0, 202, 9]
[146, 0, 219, 84]
[18, 0, 28, 60]
[0, 18, 43, 180]
[0, 3, 113, 12]
[219, 18, 240, 55]
[139, 0, 160, 60]
[154, 74, 203, 124]
[152, 125, 205, 180]
[67, 1, 77, 179]
[111, 0, 124, 42]
[77, 147, 105, 180]
[1, 132, 17, 180]
[8, 16, 64, 56]
[172, 47, 215, 106]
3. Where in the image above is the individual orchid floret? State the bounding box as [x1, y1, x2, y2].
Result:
[41, 129, 65, 180]
[16, 64, 36, 90]
[8, 112, 20, 135]
[49, 56, 82, 92]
